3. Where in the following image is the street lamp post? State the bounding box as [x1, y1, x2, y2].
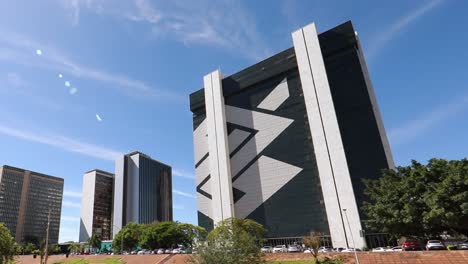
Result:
[342, 209, 360, 264]
[44, 208, 52, 264]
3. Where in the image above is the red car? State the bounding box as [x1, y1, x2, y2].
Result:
[402, 240, 421, 251]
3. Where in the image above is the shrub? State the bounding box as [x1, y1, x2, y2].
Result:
[447, 245, 457, 250]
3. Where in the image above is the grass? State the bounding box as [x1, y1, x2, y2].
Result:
[53, 257, 124, 264]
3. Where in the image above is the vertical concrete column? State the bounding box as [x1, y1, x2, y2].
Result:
[204, 70, 234, 225]
[293, 23, 365, 248]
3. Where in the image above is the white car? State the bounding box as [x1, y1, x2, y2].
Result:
[426, 240, 445, 250]
[261, 246, 273, 253]
[390, 246, 403, 252]
[333, 247, 346, 252]
[458, 240, 468, 250]
[372, 247, 387, 252]
[172, 248, 182, 254]
[165, 249, 172, 254]
[157, 249, 165, 254]
[342, 248, 361, 252]
[273, 245, 287, 253]
[287, 245, 301, 253]
[318, 246, 333, 253]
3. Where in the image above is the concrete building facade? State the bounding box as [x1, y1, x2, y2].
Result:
[79, 169, 114, 242]
[189, 21, 394, 248]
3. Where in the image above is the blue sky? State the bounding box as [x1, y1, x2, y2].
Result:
[0, 0, 466, 242]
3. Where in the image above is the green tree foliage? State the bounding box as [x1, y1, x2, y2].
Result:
[0, 223, 18, 264]
[363, 158, 468, 239]
[113, 221, 206, 252]
[189, 218, 266, 264]
[112, 222, 144, 252]
[23, 243, 36, 254]
[68, 242, 81, 254]
[88, 233, 102, 249]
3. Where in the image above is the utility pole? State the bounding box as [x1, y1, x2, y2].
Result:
[44, 208, 51, 264]
[342, 209, 360, 264]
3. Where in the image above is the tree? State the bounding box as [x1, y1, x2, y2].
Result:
[303, 232, 322, 263]
[68, 242, 81, 254]
[363, 158, 468, 239]
[0, 223, 18, 264]
[189, 218, 266, 264]
[178, 223, 207, 248]
[112, 222, 144, 252]
[88, 233, 102, 249]
[24, 243, 36, 255]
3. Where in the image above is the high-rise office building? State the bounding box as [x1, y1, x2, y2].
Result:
[189, 21, 394, 248]
[79, 169, 114, 242]
[0, 165, 63, 244]
[113, 151, 172, 235]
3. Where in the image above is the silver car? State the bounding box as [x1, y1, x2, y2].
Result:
[273, 245, 287, 253]
[287, 245, 301, 253]
[458, 240, 468, 250]
[426, 240, 445, 250]
[261, 246, 273, 253]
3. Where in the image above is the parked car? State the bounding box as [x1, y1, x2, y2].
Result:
[372, 247, 387, 252]
[390, 246, 403, 252]
[425, 240, 445, 250]
[402, 240, 422, 251]
[287, 245, 301, 253]
[261, 246, 273, 253]
[318, 246, 333, 253]
[180, 248, 192, 254]
[273, 245, 287, 253]
[172, 248, 181, 254]
[333, 247, 346, 252]
[342, 248, 361, 252]
[130, 250, 137, 255]
[157, 248, 165, 254]
[458, 240, 468, 250]
[165, 249, 173, 254]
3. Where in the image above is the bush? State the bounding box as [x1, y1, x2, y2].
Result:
[447, 245, 457, 250]
[189, 218, 265, 264]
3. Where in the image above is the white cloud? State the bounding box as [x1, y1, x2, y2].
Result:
[63, 200, 81, 208]
[173, 189, 195, 199]
[64, 190, 82, 198]
[61, 216, 80, 222]
[366, 0, 444, 61]
[0, 124, 122, 161]
[0, 124, 199, 179]
[0, 29, 183, 102]
[389, 95, 468, 145]
[172, 169, 194, 179]
[56, 0, 270, 61]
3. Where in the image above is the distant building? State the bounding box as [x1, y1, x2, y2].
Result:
[113, 151, 172, 236]
[0, 165, 63, 245]
[189, 21, 394, 248]
[79, 169, 114, 242]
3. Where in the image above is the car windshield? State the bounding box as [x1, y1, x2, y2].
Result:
[428, 240, 440, 243]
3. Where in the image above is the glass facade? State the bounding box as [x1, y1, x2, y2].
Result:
[0, 166, 63, 245]
[92, 172, 113, 241]
[0, 168, 24, 237]
[138, 155, 172, 223]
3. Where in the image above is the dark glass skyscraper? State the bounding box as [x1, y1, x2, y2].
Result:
[189, 21, 394, 248]
[79, 169, 114, 242]
[0, 165, 63, 245]
[113, 151, 172, 235]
